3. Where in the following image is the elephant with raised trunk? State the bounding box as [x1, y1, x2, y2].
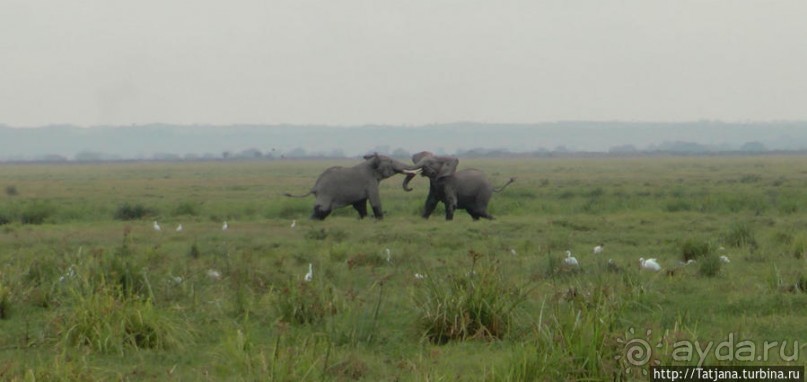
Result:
[403, 151, 515, 220]
[285, 153, 416, 220]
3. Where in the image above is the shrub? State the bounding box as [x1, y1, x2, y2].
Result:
[415, 251, 527, 344]
[493, 284, 629, 381]
[172, 201, 200, 216]
[0, 212, 10, 226]
[55, 287, 190, 353]
[274, 280, 338, 325]
[5, 185, 18, 196]
[698, 255, 722, 277]
[0, 282, 10, 319]
[114, 203, 154, 221]
[723, 223, 757, 249]
[20, 202, 55, 225]
[680, 239, 711, 262]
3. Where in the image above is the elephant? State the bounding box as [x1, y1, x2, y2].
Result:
[402, 151, 515, 220]
[284, 153, 416, 220]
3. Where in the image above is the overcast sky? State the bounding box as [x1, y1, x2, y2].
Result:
[2, 1, 806, 127]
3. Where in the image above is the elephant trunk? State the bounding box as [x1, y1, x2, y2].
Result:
[402, 172, 417, 192]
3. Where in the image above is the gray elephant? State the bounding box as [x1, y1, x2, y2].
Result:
[402, 151, 515, 220]
[285, 153, 416, 220]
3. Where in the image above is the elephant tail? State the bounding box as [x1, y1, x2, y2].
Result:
[283, 190, 314, 198]
[493, 177, 516, 193]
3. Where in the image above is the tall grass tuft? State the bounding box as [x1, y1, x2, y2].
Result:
[172, 200, 200, 216]
[415, 250, 528, 344]
[698, 255, 722, 277]
[114, 202, 155, 221]
[274, 280, 338, 325]
[493, 284, 629, 381]
[723, 222, 757, 249]
[0, 281, 10, 319]
[680, 239, 712, 262]
[19, 201, 55, 225]
[55, 282, 191, 353]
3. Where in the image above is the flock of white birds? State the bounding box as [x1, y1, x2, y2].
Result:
[149, 219, 732, 284]
[561, 244, 729, 273]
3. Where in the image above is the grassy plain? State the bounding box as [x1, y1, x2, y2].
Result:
[1, 156, 807, 381]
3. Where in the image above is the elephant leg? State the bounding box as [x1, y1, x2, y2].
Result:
[469, 210, 494, 220]
[372, 206, 383, 220]
[422, 194, 439, 219]
[445, 204, 455, 220]
[352, 199, 368, 219]
[368, 188, 384, 220]
[444, 198, 457, 221]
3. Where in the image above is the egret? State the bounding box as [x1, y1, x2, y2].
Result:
[414, 273, 427, 279]
[607, 258, 622, 273]
[176, 224, 183, 232]
[593, 244, 604, 255]
[207, 269, 221, 280]
[719, 255, 730, 263]
[304, 263, 313, 282]
[385, 248, 391, 263]
[153, 221, 161, 231]
[510, 249, 517, 256]
[291, 219, 297, 229]
[639, 258, 662, 272]
[222, 221, 228, 231]
[564, 250, 579, 267]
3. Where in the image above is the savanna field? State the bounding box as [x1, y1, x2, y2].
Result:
[1, 156, 807, 381]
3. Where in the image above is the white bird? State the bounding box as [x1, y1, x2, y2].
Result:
[153, 221, 161, 231]
[385, 248, 391, 263]
[304, 263, 313, 282]
[719, 255, 730, 264]
[291, 219, 297, 229]
[510, 248, 517, 256]
[679, 259, 695, 266]
[414, 273, 427, 279]
[169, 275, 183, 285]
[564, 250, 579, 267]
[639, 258, 662, 272]
[222, 221, 228, 231]
[206, 269, 221, 280]
[176, 224, 183, 232]
[593, 244, 604, 255]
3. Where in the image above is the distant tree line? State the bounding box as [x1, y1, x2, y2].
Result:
[0, 140, 794, 163]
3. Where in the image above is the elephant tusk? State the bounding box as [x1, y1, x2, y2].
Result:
[402, 169, 421, 175]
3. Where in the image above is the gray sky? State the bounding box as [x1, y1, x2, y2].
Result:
[2, 1, 806, 127]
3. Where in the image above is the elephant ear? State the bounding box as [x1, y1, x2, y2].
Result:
[411, 151, 433, 164]
[437, 157, 458, 180]
[363, 152, 380, 168]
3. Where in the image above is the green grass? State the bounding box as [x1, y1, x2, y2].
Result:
[1, 156, 807, 380]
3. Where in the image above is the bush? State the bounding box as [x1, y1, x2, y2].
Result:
[172, 201, 200, 216]
[0, 282, 10, 319]
[680, 239, 711, 262]
[698, 255, 722, 277]
[274, 280, 338, 325]
[723, 223, 757, 249]
[415, 251, 526, 344]
[20, 202, 55, 225]
[114, 203, 154, 221]
[5, 185, 18, 196]
[55, 287, 190, 352]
